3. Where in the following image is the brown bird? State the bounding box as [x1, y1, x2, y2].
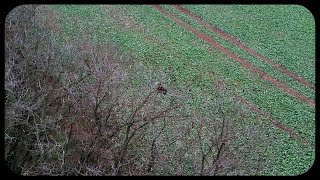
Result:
[155, 82, 167, 95]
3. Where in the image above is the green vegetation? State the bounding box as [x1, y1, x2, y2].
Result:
[5, 5, 314, 176]
[182, 5, 315, 85]
[159, 5, 315, 174]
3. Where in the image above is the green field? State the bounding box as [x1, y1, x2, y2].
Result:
[50, 5, 315, 175]
[182, 5, 315, 84]
[6, 5, 315, 175]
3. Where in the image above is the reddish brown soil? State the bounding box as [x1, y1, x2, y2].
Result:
[150, 5, 315, 109]
[172, 5, 315, 91]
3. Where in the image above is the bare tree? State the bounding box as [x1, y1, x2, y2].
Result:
[5, 5, 274, 176]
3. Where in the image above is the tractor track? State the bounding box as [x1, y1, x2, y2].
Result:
[150, 5, 315, 109]
[150, 5, 313, 145]
[172, 5, 315, 91]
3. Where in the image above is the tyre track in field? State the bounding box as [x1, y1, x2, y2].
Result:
[232, 92, 310, 145]
[150, 5, 315, 109]
[213, 79, 310, 146]
[172, 5, 315, 91]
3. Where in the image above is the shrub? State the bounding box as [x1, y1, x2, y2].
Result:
[5, 5, 271, 176]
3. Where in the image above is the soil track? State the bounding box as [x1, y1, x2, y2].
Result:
[233, 92, 310, 145]
[214, 80, 310, 145]
[172, 5, 315, 91]
[150, 5, 315, 109]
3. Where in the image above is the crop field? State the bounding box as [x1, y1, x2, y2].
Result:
[5, 5, 315, 175]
